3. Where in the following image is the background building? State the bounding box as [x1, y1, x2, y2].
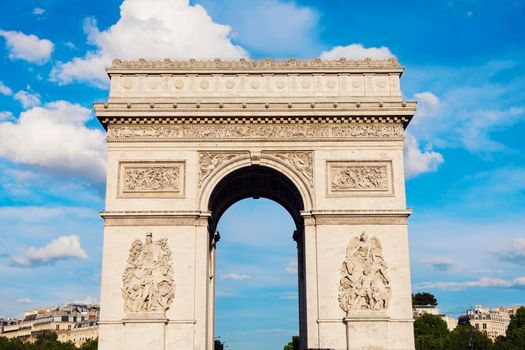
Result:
[458, 305, 523, 340]
[0, 303, 99, 346]
[412, 305, 458, 331]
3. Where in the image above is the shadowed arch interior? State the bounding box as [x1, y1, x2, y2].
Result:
[207, 164, 307, 348]
[207, 165, 305, 234]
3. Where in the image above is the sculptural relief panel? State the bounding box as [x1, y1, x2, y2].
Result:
[118, 161, 185, 198]
[339, 232, 392, 315]
[327, 161, 393, 196]
[122, 233, 175, 315]
[263, 151, 314, 187]
[107, 124, 404, 141]
[198, 152, 248, 188]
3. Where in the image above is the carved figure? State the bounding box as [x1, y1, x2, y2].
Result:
[272, 152, 313, 187]
[198, 153, 240, 187]
[108, 124, 404, 140]
[123, 166, 181, 192]
[122, 233, 175, 314]
[331, 165, 387, 191]
[339, 232, 391, 314]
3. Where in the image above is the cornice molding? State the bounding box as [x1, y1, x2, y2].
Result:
[108, 57, 403, 73]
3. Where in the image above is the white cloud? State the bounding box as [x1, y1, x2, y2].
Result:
[422, 256, 455, 271]
[11, 235, 88, 267]
[64, 41, 76, 50]
[0, 81, 12, 96]
[0, 206, 96, 224]
[0, 101, 106, 182]
[404, 132, 444, 179]
[14, 90, 41, 108]
[222, 273, 251, 281]
[492, 238, 525, 265]
[16, 298, 32, 305]
[51, 0, 247, 88]
[71, 296, 98, 305]
[413, 91, 441, 121]
[285, 260, 297, 274]
[0, 29, 54, 64]
[320, 44, 394, 60]
[406, 62, 525, 154]
[277, 292, 297, 300]
[0, 111, 14, 121]
[460, 107, 524, 153]
[33, 7, 46, 15]
[414, 277, 525, 291]
[200, 0, 320, 58]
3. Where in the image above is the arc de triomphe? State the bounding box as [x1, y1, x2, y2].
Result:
[94, 58, 416, 350]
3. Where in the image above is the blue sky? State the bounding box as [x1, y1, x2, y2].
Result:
[0, 0, 524, 349]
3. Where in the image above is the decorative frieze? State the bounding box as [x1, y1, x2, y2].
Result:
[198, 152, 246, 187]
[339, 232, 391, 314]
[265, 151, 314, 187]
[327, 161, 392, 196]
[107, 123, 404, 141]
[122, 233, 175, 314]
[119, 162, 184, 197]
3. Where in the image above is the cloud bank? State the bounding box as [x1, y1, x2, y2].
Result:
[51, 0, 247, 88]
[0, 101, 106, 182]
[11, 235, 88, 267]
[422, 256, 455, 271]
[320, 44, 394, 60]
[492, 238, 525, 265]
[222, 273, 251, 281]
[414, 277, 525, 291]
[0, 29, 54, 64]
[404, 132, 444, 179]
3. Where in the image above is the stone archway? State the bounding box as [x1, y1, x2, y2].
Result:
[95, 58, 416, 350]
[206, 165, 307, 350]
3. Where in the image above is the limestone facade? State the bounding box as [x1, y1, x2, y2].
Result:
[459, 305, 522, 340]
[0, 304, 99, 346]
[95, 58, 417, 350]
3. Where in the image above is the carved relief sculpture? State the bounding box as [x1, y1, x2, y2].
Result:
[119, 162, 184, 197]
[108, 124, 404, 141]
[122, 233, 175, 315]
[331, 165, 388, 191]
[124, 167, 181, 192]
[327, 161, 392, 195]
[270, 152, 313, 187]
[198, 152, 243, 187]
[338, 232, 391, 315]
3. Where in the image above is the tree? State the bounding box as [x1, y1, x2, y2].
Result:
[79, 338, 98, 350]
[414, 314, 449, 350]
[0, 336, 31, 350]
[507, 307, 525, 336]
[283, 335, 299, 350]
[33, 331, 76, 350]
[494, 307, 525, 350]
[214, 339, 224, 350]
[412, 292, 438, 306]
[446, 324, 493, 350]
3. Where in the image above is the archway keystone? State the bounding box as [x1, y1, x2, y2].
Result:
[95, 58, 416, 350]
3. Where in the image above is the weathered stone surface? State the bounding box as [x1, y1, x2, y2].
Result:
[122, 233, 175, 315]
[96, 58, 416, 350]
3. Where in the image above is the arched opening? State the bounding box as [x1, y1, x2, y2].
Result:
[207, 165, 306, 350]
